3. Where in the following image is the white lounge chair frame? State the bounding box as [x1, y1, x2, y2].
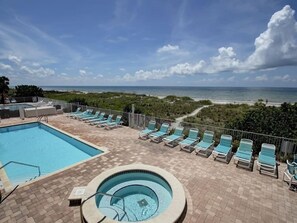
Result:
[283, 160, 297, 189]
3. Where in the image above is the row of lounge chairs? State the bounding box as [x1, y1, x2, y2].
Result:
[66, 108, 123, 130]
[138, 121, 287, 180]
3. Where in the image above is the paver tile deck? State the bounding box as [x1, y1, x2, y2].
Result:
[0, 115, 296, 223]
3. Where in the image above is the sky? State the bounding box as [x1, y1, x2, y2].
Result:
[0, 0, 297, 87]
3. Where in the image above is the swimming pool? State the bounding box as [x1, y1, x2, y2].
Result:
[0, 122, 104, 186]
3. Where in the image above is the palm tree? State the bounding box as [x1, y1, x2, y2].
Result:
[0, 76, 9, 104]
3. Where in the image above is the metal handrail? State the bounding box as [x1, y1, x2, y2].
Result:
[0, 161, 41, 204]
[80, 191, 127, 222]
[0, 161, 41, 177]
[37, 115, 48, 123]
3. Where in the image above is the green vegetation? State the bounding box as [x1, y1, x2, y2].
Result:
[44, 91, 211, 119]
[184, 104, 253, 127]
[15, 85, 44, 97]
[45, 91, 297, 140]
[184, 102, 297, 139]
[0, 76, 9, 104]
[228, 102, 297, 139]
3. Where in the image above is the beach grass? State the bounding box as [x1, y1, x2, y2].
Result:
[44, 91, 212, 119]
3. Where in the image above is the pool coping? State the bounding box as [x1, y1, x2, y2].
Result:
[0, 121, 109, 191]
[82, 164, 186, 223]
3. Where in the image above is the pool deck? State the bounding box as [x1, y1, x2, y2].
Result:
[0, 115, 296, 223]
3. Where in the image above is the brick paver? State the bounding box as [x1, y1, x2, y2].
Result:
[0, 115, 296, 223]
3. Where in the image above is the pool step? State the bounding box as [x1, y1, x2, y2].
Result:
[100, 206, 130, 221]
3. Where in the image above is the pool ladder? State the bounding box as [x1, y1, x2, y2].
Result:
[0, 161, 41, 204]
[37, 115, 48, 123]
[80, 191, 129, 222]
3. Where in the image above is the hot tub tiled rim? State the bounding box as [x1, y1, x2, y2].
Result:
[82, 164, 186, 223]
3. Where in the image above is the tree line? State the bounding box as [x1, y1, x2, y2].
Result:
[0, 76, 44, 104]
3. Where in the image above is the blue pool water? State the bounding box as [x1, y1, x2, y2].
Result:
[0, 123, 102, 185]
[96, 171, 172, 222]
[0, 103, 33, 111]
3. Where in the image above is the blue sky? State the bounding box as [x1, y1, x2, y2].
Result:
[0, 0, 297, 87]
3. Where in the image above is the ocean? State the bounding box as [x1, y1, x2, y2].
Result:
[41, 86, 297, 104]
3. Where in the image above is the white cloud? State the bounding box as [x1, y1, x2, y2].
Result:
[8, 55, 21, 64]
[123, 69, 168, 81]
[32, 62, 40, 67]
[273, 74, 295, 82]
[20, 65, 55, 77]
[79, 69, 87, 76]
[207, 47, 241, 73]
[0, 62, 13, 71]
[123, 47, 241, 81]
[157, 44, 180, 53]
[245, 5, 297, 69]
[121, 5, 297, 82]
[169, 60, 206, 75]
[0, 17, 82, 64]
[255, 74, 268, 81]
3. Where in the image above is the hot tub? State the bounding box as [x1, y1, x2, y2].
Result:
[81, 164, 186, 222]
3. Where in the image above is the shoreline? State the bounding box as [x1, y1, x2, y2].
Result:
[44, 89, 289, 107]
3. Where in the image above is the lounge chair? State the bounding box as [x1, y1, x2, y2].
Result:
[283, 160, 297, 189]
[76, 110, 95, 120]
[163, 127, 184, 147]
[234, 139, 253, 171]
[179, 128, 199, 152]
[67, 107, 81, 117]
[256, 143, 278, 178]
[149, 123, 170, 143]
[139, 121, 157, 140]
[80, 111, 100, 121]
[195, 130, 215, 157]
[87, 112, 105, 124]
[95, 114, 113, 127]
[212, 134, 233, 163]
[104, 115, 123, 130]
[71, 109, 92, 119]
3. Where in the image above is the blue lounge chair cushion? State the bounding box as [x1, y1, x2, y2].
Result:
[159, 124, 169, 133]
[203, 133, 214, 144]
[140, 129, 154, 135]
[214, 145, 231, 155]
[235, 151, 252, 161]
[219, 135, 232, 147]
[150, 132, 166, 138]
[188, 129, 198, 140]
[164, 135, 180, 142]
[258, 153, 276, 167]
[196, 141, 212, 151]
[180, 138, 196, 145]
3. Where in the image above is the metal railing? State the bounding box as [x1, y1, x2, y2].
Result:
[0, 161, 41, 177]
[80, 191, 127, 222]
[0, 161, 41, 204]
[127, 113, 297, 160]
[38, 97, 297, 159]
[37, 115, 48, 123]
